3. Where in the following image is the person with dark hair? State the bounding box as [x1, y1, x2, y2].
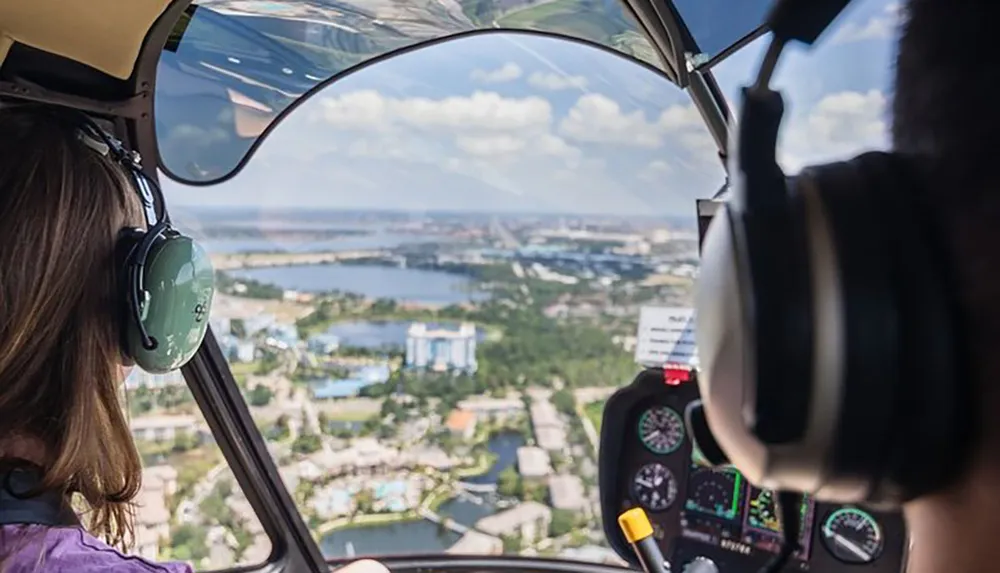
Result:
[892, 2, 1000, 572]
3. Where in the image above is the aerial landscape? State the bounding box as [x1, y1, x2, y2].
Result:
[124, 208, 698, 569]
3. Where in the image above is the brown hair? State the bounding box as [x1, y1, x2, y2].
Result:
[0, 107, 145, 549]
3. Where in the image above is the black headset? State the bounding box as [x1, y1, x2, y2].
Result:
[694, 0, 975, 508]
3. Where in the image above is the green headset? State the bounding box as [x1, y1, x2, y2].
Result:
[76, 115, 215, 374]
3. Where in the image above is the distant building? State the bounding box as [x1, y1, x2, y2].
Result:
[243, 314, 276, 336]
[476, 501, 552, 541]
[133, 465, 176, 560]
[446, 410, 477, 440]
[405, 322, 477, 373]
[548, 474, 587, 511]
[447, 531, 503, 555]
[517, 447, 552, 478]
[266, 323, 299, 348]
[307, 334, 340, 355]
[210, 317, 232, 337]
[125, 369, 185, 390]
[217, 335, 255, 363]
[354, 363, 391, 384]
[529, 401, 567, 451]
[130, 415, 198, 442]
[457, 397, 523, 422]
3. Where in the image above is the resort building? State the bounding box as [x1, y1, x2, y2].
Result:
[446, 410, 477, 440]
[517, 447, 552, 478]
[476, 501, 552, 542]
[405, 322, 477, 373]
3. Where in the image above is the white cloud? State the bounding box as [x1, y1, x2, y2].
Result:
[639, 159, 673, 182]
[830, 3, 899, 44]
[317, 89, 580, 171]
[528, 71, 588, 91]
[780, 89, 888, 171]
[558, 94, 718, 163]
[319, 90, 552, 133]
[456, 135, 528, 156]
[559, 93, 664, 147]
[470, 63, 523, 83]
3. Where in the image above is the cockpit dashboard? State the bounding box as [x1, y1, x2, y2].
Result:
[599, 369, 907, 573]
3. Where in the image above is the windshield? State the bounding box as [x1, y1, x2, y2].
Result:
[149, 31, 719, 568]
[709, 0, 896, 170]
[155, 0, 665, 184]
[134, 0, 897, 569]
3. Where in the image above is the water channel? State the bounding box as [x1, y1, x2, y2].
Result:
[319, 431, 526, 558]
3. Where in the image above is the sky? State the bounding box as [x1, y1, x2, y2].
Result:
[161, 0, 898, 220]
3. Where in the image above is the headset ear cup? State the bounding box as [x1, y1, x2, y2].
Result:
[123, 233, 216, 374]
[116, 228, 146, 363]
[846, 152, 967, 502]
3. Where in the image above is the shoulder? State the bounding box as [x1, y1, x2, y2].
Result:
[1, 526, 193, 573]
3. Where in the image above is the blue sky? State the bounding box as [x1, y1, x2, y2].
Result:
[163, 0, 898, 219]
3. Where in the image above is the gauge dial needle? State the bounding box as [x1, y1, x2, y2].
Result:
[823, 529, 870, 561]
[636, 479, 654, 488]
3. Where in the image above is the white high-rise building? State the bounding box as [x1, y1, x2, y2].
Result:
[405, 322, 477, 373]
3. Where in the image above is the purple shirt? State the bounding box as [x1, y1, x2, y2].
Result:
[0, 525, 192, 572]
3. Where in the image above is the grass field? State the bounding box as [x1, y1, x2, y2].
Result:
[584, 400, 605, 433]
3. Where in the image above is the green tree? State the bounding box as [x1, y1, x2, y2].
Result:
[497, 465, 521, 497]
[354, 489, 375, 514]
[171, 430, 198, 453]
[550, 509, 576, 537]
[551, 389, 576, 416]
[501, 533, 522, 554]
[248, 384, 273, 407]
[291, 433, 322, 454]
[231, 318, 246, 339]
[170, 524, 209, 561]
[273, 414, 291, 440]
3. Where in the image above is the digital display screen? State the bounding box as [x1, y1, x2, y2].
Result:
[742, 485, 815, 559]
[681, 448, 815, 563]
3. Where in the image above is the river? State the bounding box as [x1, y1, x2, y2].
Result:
[320, 431, 525, 558]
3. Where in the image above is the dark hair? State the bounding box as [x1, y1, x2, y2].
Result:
[893, 0, 1000, 452]
[0, 107, 145, 552]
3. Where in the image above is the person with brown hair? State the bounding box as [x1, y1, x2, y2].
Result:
[0, 107, 389, 573]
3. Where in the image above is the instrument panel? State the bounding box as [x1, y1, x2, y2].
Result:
[599, 369, 907, 573]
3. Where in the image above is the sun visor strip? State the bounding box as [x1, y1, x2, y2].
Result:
[0, 0, 172, 80]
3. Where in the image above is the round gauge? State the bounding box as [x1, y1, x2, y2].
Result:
[685, 467, 742, 521]
[637, 405, 685, 454]
[821, 508, 884, 564]
[631, 462, 679, 512]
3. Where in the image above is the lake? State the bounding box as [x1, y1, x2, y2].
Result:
[463, 431, 525, 485]
[320, 431, 526, 558]
[320, 518, 461, 558]
[234, 264, 486, 305]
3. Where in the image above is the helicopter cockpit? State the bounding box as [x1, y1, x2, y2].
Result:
[0, 0, 907, 572]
